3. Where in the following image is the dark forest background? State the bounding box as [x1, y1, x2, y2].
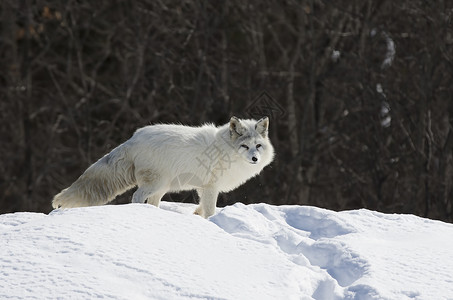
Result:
[1, 0, 452, 222]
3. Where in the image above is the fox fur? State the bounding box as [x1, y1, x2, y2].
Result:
[52, 116, 274, 218]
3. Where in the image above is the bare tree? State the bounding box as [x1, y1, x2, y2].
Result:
[0, 0, 452, 222]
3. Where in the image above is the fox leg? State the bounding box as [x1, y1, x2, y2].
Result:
[145, 191, 165, 207]
[131, 187, 149, 204]
[195, 187, 219, 218]
[132, 169, 166, 206]
[132, 186, 165, 207]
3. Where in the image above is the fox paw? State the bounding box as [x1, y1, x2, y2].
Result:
[194, 206, 204, 217]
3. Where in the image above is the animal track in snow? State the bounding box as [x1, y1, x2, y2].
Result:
[211, 203, 369, 294]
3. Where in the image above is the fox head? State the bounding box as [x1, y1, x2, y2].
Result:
[229, 116, 272, 165]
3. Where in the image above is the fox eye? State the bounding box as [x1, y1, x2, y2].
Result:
[240, 144, 249, 150]
[256, 144, 262, 149]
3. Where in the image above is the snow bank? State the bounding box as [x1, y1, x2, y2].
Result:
[211, 203, 453, 299]
[1, 202, 452, 299]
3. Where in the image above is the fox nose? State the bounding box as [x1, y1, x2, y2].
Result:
[252, 157, 258, 162]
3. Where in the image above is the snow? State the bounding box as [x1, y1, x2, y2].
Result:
[1, 202, 453, 300]
[376, 84, 391, 128]
[381, 32, 395, 69]
[331, 50, 341, 62]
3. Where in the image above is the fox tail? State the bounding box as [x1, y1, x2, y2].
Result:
[52, 146, 136, 209]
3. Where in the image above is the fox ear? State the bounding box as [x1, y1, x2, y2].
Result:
[255, 117, 269, 137]
[229, 116, 246, 139]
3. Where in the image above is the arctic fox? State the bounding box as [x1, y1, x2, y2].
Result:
[52, 116, 274, 218]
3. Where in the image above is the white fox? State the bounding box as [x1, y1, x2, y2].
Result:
[52, 116, 274, 218]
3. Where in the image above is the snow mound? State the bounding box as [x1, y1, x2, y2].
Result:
[1, 202, 452, 300]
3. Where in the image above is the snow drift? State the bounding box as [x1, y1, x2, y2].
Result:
[1, 202, 452, 299]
